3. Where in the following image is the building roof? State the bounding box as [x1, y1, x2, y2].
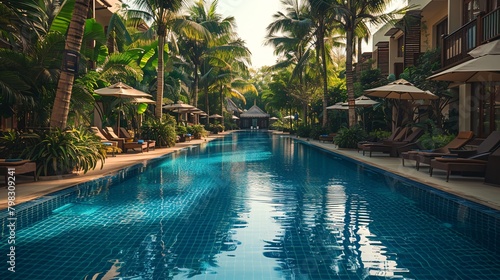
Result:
[226, 98, 242, 113]
[240, 105, 270, 118]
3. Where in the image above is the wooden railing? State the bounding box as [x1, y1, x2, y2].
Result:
[441, 7, 500, 68]
[482, 7, 500, 42]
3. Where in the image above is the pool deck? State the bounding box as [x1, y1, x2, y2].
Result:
[1, 131, 500, 211]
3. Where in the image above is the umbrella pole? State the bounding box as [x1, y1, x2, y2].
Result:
[117, 104, 121, 138]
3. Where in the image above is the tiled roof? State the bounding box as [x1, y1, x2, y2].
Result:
[240, 105, 270, 118]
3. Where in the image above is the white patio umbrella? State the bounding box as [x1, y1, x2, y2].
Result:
[163, 101, 195, 122]
[95, 82, 152, 137]
[343, 96, 379, 107]
[326, 102, 348, 110]
[162, 101, 195, 112]
[365, 79, 438, 126]
[427, 40, 500, 82]
[365, 79, 438, 100]
[209, 114, 223, 119]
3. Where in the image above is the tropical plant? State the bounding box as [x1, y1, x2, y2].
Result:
[334, 125, 367, 148]
[176, 124, 187, 136]
[20, 127, 106, 176]
[0, 130, 39, 159]
[141, 114, 177, 147]
[187, 124, 206, 138]
[208, 123, 224, 134]
[325, 0, 406, 127]
[127, 0, 209, 119]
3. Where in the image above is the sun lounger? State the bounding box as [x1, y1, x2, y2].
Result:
[401, 131, 474, 170]
[119, 127, 156, 151]
[104, 127, 153, 153]
[357, 127, 406, 152]
[90, 127, 121, 150]
[361, 128, 423, 157]
[319, 133, 336, 143]
[428, 131, 500, 182]
[0, 159, 37, 185]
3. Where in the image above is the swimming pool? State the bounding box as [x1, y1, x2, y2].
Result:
[1, 131, 500, 279]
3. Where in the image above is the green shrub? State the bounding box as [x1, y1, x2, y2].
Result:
[142, 115, 177, 147]
[224, 122, 239, 130]
[20, 127, 106, 176]
[334, 125, 367, 148]
[176, 125, 187, 136]
[309, 124, 329, 140]
[418, 133, 456, 150]
[297, 125, 312, 138]
[270, 121, 285, 131]
[367, 129, 391, 142]
[209, 123, 224, 133]
[187, 124, 206, 138]
[0, 130, 39, 158]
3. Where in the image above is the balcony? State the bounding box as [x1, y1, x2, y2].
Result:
[442, 6, 499, 68]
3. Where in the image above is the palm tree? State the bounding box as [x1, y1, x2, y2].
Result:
[180, 0, 238, 108]
[268, 0, 342, 126]
[327, 0, 404, 127]
[49, 0, 91, 129]
[127, 0, 209, 120]
[307, 0, 335, 127]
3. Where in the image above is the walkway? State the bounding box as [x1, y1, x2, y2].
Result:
[1, 132, 499, 211]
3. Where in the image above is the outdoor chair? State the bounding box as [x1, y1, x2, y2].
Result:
[357, 127, 406, 152]
[319, 133, 337, 143]
[90, 127, 120, 149]
[401, 131, 475, 170]
[119, 127, 156, 151]
[104, 127, 133, 142]
[104, 127, 151, 153]
[360, 128, 424, 157]
[0, 159, 37, 185]
[429, 144, 500, 183]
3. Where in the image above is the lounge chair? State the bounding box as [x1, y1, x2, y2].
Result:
[447, 131, 500, 158]
[360, 128, 423, 157]
[104, 127, 133, 142]
[319, 133, 336, 143]
[401, 131, 475, 170]
[90, 127, 120, 148]
[104, 127, 150, 153]
[429, 144, 500, 182]
[0, 159, 37, 185]
[357, 127, 406, 152]
[119, 127, 156, 151]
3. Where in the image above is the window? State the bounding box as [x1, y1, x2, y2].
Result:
[463, 0, 481, 23]
[435, 18, 448, 49]
[471, 82, 500, 137]
[397, 36, 404, 57]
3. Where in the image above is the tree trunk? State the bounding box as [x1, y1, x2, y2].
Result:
[220, 85, 224, 128]
[155, 34, 165, 120]
[49, 0, 90, 129]
[319, 23, 329, 127]
[346, 29, 356, 127]
[193, 63, 199, 107]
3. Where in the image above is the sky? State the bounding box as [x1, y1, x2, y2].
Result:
[217, 0, 283, 69]
[217, 0, 408, 69]
[126, 0, 407, 69]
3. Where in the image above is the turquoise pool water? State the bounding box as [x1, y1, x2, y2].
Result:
[1, 131, 500, 279]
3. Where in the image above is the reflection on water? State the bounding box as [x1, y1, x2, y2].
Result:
[1, 132, 499, 280]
